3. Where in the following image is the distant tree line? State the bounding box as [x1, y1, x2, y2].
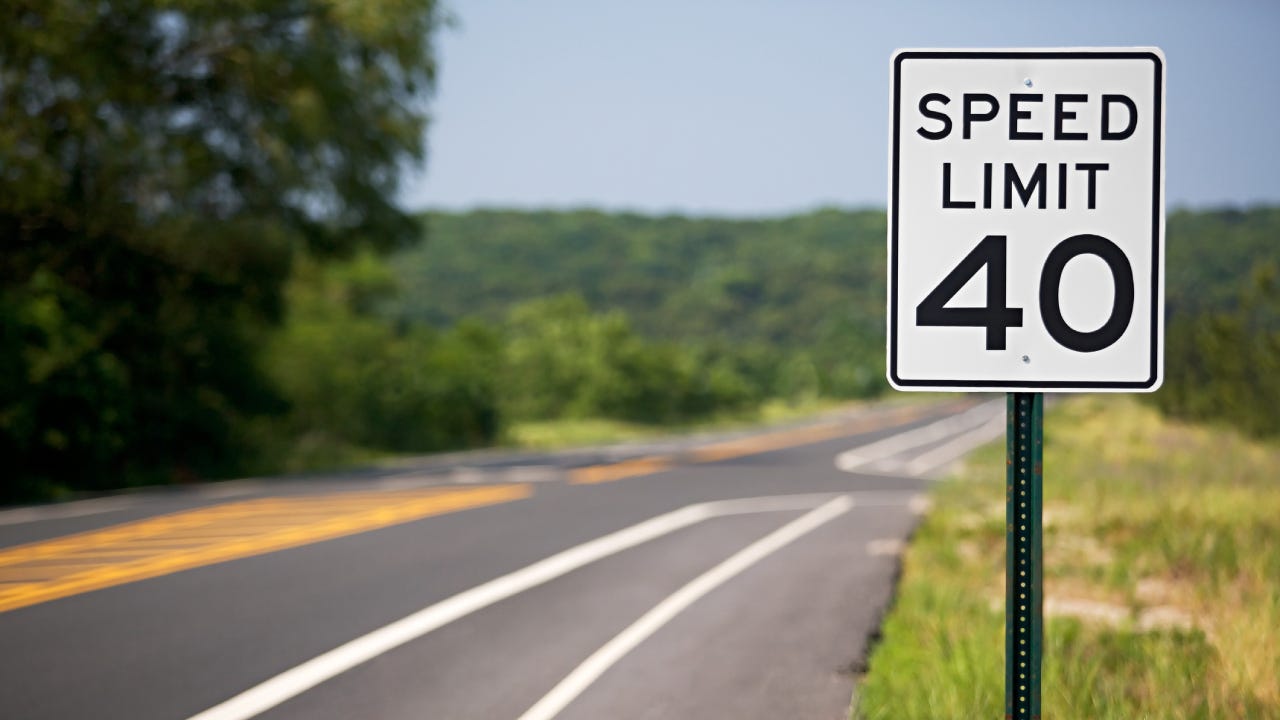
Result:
[1153, 208, 1280, 437]
[8, 196, 1279, 502]
[388, 206, 1280, 441]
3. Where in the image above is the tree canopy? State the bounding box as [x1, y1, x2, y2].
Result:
[1, 0, 443, 499]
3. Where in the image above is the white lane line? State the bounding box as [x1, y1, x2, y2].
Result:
[516, 495, 855, 720]
[184, 504, 706, 720]
[834, 400, 1001, 474]
[183, 492, 881, 720]
[903, 414, 1006, 476]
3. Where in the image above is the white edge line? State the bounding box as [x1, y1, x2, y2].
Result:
[835, 401, 1001, 472]
[903, 414, 1006, 476]
[185, 504, 707, 720]
[183, 493, 868, 720]
[515, 495, 856, 720]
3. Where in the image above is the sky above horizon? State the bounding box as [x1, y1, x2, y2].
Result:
[401, 0, 1280, 216]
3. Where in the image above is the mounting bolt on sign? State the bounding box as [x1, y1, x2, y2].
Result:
[885, 48, 1166, 719]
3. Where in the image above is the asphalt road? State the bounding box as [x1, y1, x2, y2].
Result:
[0, 397, 1004, 720]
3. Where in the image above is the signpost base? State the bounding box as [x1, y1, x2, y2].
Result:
[1006, 393, 1044, 719]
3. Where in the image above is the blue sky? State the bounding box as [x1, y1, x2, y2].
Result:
[401, 0, 1280, 216]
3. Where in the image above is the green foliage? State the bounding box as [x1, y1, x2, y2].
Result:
[392, 206, 1280, 433]
[1, 234, 286, 496]
[500, 294, 758, 423]
[1164, 207, 1280, 315]
[393, 208, 889, 400]
[1154, 262, 1280, 437]
[397, 208, 886, 346]
[1152, 204, 1280, 435]
[261, 256, 501, 470]
[1149, 206, 1280, 437]
[1, 0, 443, 501]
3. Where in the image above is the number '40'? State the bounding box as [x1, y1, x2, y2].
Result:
[915, 234, 1135, 353]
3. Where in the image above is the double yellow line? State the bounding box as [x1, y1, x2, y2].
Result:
[569, 402, 940, 485]
[0, 401, 960, 614]
[0, 485, 529, 614]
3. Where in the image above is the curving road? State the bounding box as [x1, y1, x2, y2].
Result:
[0, 397, 1003, 720]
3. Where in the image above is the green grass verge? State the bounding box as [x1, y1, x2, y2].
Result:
[256, 395, 886, 476]
[505, 396, 858, 450]
[854, 395, 1280, 719]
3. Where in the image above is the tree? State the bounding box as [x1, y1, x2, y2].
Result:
[1155, 263, 1280, 437]
[500, 294, 758, 424]
[0, 0, 444, 500]
[262, 255, 502, 468]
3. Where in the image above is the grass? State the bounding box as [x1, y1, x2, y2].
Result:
[266, 397, 865, 473]
[854, 395, 1280, 720]
[239, 393, 919, 482]
[504, 396, 858, 450]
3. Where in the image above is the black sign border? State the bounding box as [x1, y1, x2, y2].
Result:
[888, 50, 1164, 390]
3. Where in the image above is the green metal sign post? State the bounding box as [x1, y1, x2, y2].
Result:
[888, 47, 1166, 720]
[1006, 392, 1044, 719]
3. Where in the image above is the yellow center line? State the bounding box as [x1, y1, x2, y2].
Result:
[567, 402, 964, 485]
[0, 484, 531, 614]
[569, 456, 673, 485]
[0, 563, 124, 581]
[687, 422, 844, 463]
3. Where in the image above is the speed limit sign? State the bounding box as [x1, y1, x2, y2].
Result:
[887, 49, 1164, 391]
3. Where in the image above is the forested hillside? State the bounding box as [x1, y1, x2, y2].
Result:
[393, 207, 1275, 346]
[388, 208, 893, 403]
[389, 205, 1279, 433]
[1164, 207, 1280, 314]
[394, 209, 888, 349]
[7, 200, 1276, 501]
[1159, 208, 1280, 435]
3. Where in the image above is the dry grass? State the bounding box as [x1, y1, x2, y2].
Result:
[856, 395, 1280, 719]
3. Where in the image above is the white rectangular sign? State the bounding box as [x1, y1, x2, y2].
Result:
[888, 49, 1165, 392]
